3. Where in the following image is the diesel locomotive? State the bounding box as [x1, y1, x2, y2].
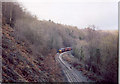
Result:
[58, 47, 72, 53]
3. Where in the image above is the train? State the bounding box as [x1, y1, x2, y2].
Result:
[58, 47, 72, 53]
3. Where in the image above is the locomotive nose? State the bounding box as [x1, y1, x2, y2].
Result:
[59, 50, 62, 53]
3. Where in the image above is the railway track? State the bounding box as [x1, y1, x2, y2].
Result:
[56, 52, 89, 82]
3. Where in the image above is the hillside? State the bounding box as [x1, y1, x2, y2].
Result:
[2, 25, 64, 82]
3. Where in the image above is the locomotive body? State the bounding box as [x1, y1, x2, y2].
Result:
[58, 47, 72, 53]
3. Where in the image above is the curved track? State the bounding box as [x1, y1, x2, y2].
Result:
[56, 52, 89, 82]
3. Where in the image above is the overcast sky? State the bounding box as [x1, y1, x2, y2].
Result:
[19, 0, 118, 30]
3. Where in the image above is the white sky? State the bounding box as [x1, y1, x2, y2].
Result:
[18, 0, 119, 30]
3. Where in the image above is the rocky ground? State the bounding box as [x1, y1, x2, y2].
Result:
[2, 25, 64, 82]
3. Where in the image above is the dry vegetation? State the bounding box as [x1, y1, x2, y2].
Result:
[2, 2, 64, 82]
[72, 28, 118, 83]
[2, 2, 118, 83]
